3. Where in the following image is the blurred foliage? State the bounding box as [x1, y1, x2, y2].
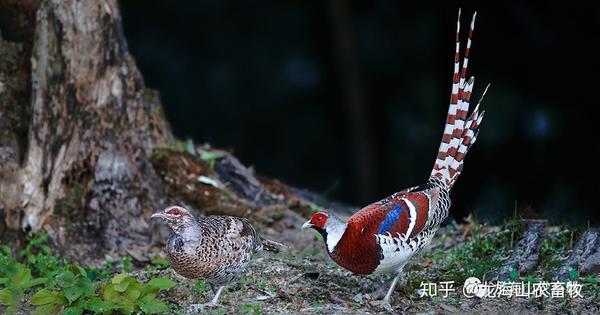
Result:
[0, 234, 176, 314]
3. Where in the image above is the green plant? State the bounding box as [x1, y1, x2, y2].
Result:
[198, 149, 226, 170]
[2, 233, 178, 314]
[302, 246, 319, 257]
[31, 264, 93, 315]
[239, 277, 254, 286]
[86, 261, 115, 282]
[424, 218, 506, 284]
[150, 257, 169, 268]
[121, 257, 133, 273]
[195, 280, 210, 294]
[0, 262, 47, 314]
[0, 245, 11, 257]
[239, 303, 262, 315]
[19, 233, 63, 281]
[85, 273, 176, 314]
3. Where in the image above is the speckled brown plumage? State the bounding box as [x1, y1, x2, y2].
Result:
[152, 205, 282, 306]
[167, 215, 259, 286]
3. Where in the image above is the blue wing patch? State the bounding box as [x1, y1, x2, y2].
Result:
[378, 204, 403, 234]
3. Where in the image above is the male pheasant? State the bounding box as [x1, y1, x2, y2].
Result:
[302, 10, 488, 305]
[151, 205, 283, 308]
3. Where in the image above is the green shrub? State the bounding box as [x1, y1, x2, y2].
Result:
[1, 234, 178, 315]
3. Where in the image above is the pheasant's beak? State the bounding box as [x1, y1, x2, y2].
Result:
[151, 212, 165, 220]
[301, 221, 314, 230]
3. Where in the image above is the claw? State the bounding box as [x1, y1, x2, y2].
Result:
[186, 303, 222, 314]
[370, 299, 394, 311]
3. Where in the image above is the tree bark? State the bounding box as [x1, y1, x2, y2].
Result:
[0, 0, 351, 262]
[0, 0, 173, 260]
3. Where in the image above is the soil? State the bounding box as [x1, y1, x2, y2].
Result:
[141, 211, 599, 314]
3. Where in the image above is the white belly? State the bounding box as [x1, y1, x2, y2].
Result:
[373, 231, 435, 273]
[375, 246, 415, 273]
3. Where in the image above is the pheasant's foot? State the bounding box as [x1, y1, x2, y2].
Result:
[187, 303, 222, 314]
[370, 299, 394, 311]
[371, 278, 395, 300]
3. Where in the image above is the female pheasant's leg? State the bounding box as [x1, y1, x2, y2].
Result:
[210, 286, 226, 304]
[188, 286, 226, 313]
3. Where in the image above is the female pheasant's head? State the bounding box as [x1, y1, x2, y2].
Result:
[151, 205, 196, 231]
[302, 211, 347, 253]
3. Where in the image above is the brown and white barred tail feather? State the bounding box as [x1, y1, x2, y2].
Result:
[431, 10, 488, 189]
[260, 239, 286, 253]
[241, 218, 286, 253]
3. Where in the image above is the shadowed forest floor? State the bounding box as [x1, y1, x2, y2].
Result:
[151, 214, 600, 314]
[4, 212, 600, 314]
[2, 148, 599, 315]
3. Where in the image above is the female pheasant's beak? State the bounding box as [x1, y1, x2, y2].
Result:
[301, 221, 314, 230]
[151, 211, 165, 219]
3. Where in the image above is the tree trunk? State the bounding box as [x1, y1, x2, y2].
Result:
[0, 0, 352, 262]
[0, 0, 173, 260]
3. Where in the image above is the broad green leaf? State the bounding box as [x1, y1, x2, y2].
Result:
[63, 305, 83, 315]
[0, 288, 12, 305]
[63, 286, 83, 304]
[139, 294, 169, 314]
[0, 288, 22, 312]
[85, 297, 111, 314]
[114, 280, 130, 292]
[197, 176, 221, 188]
[185, 139, 196, 156]
[199, 150, 226, 161]
[23, 277, 48, 289]
[33, 303, 61, 315]
[72, 265, 87, 277]
[31, 289, 61, 305]
[116, 298, 136, 314]
[147, 277, 176, 290]
[111, 273, 128, 285]
[102, 286, 118, 303]
[139, 284, 159, 298]
[126, 287, 141, 301]
[56, 271, 75, 286]
[12, 265, 32, 287]
[76, 278, 93, 297]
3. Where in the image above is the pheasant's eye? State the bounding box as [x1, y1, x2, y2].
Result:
[167, 208, 182, 216]
[317, 217, 322, 222]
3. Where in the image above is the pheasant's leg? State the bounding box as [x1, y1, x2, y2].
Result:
[209, 286, 226, 305]
[370, 273, 402, 310]
[188, 286, 225, 314]
[383, 274, 400, 303]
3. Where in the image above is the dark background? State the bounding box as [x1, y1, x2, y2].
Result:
[120, 1, 600, 225]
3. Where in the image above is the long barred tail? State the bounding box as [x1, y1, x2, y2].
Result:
[431, 9, 489, 189]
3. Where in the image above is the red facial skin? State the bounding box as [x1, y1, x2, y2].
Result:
[165, 206, 190, 218]
[309, 212, 328, 229]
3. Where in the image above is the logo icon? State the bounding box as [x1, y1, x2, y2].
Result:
[463, 277, 487, 298]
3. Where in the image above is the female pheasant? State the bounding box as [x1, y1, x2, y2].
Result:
[302, 10, 488, 305]
[151, 205, 283, 308]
